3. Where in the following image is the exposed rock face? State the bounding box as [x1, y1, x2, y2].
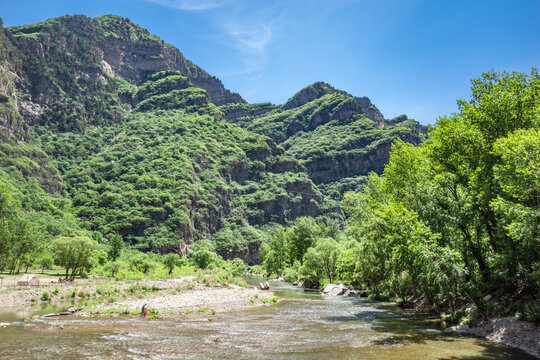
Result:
[7, 14, 244, 123]
[355, 96, 385, 129]
[283, 81, 336, 110]
[218, 241, 261, 266]
[304, 133, 421, 184]
[0, 23, 63, 194]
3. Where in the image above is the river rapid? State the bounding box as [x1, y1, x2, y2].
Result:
[0, 280, 535, 359]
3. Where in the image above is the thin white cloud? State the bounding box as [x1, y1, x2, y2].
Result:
[147, 0, 227, 11]
[224, 22, 273, 55]
[217, 20, 275, 76]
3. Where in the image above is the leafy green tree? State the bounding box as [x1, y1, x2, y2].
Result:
[299, 248, 325, 286]
[341, 69, 540, 314]
[298, 237, 342, 285]
[37, 253, 54, 274]
[190, 249, 221, 269]
[285, 217, 319, 264]
[262, 229, 288, 276]
[491, 128, 540, 287]
[104, 260, 121, 278]
[163, 253, 179, 275]
[108, 234, 124, 261]
[312, 238, 341, 283]
[0, 183, 44, 274]
[50, 236, 99, 278]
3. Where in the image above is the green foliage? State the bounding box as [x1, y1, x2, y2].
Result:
[262, 217, 342, 278]
[225, 82, 426, 188]
[50, 236, 99, 278]
[189, 249, 221, 270]
[36, 252, 54, 273]
[0, 181, 44, 273]
[341, 69, 540, 317]
[1, 14, 332, 264]
[41, 291, 52, 302]
[108, 234, 124, 261]
[58, 109, 324, 251]
[212, 224, 266, 258]
[163, 253, 179, 274]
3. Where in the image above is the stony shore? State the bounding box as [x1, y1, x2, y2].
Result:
[0, 275, 276, 319]
[445, 316, 540, 358]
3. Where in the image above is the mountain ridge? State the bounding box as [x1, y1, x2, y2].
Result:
[0, 14, 424, 257]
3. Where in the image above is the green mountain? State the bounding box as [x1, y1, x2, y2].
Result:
[0, 15, 327, 259]
[220, 82, 427, 198]
[0, 14, 423, 259]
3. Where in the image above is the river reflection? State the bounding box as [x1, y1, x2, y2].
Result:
[0, 281, 535, 359]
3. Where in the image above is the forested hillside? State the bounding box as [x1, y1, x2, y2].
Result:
[0, 15, 332, 268]
[221, 82, 427, 198]
[0, 13, 537, 328]
[0, 13, 426, 265]
[263, 70, 539, 323]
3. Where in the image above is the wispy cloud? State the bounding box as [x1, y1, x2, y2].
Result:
[147, 0, 281, 76]
[223, 22, 273, 55]
[147, 0, 227, 11]
[216, 18, 277, 77]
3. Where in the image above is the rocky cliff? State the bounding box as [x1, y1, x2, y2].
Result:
[0, 21, 63, 194]
[6, 15, 244, 130]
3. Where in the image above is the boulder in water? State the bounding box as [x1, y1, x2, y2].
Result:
[259, 282, 270, 290]
[323, 284, 355, 296]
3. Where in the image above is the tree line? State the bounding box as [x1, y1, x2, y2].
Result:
[262, 70, 539, 323]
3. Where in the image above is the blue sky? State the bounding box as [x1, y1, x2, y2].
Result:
[2, 0, 539, 124]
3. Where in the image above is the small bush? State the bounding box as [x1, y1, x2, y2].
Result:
[41, 291, 52, 301]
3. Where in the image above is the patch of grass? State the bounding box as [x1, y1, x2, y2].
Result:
[197, 307, 216, 315]
[229, 277, 248, 288]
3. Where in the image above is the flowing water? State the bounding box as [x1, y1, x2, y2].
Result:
[0, 281, 535, 359]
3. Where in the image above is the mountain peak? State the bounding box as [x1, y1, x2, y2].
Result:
[283, 81, 340, 110]
[7, 14, 245, 107]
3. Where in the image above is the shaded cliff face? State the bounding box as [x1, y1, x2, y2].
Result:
[302, 132, 421, 184]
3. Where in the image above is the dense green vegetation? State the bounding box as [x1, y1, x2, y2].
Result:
[221, 82, 427, 197]
[1, 14, 538, 326]
[0, 16, 332, 262]
[263, 70, 540, 323]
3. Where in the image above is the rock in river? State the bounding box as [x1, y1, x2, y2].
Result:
[322, 284, 358, 297]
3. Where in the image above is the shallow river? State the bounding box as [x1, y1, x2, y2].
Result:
[0, 281, 535, 359]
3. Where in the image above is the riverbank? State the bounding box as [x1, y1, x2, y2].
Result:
[445, 316, 540, 358]
[0, 274, 277, 320]
[317, 282, 540, 359]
